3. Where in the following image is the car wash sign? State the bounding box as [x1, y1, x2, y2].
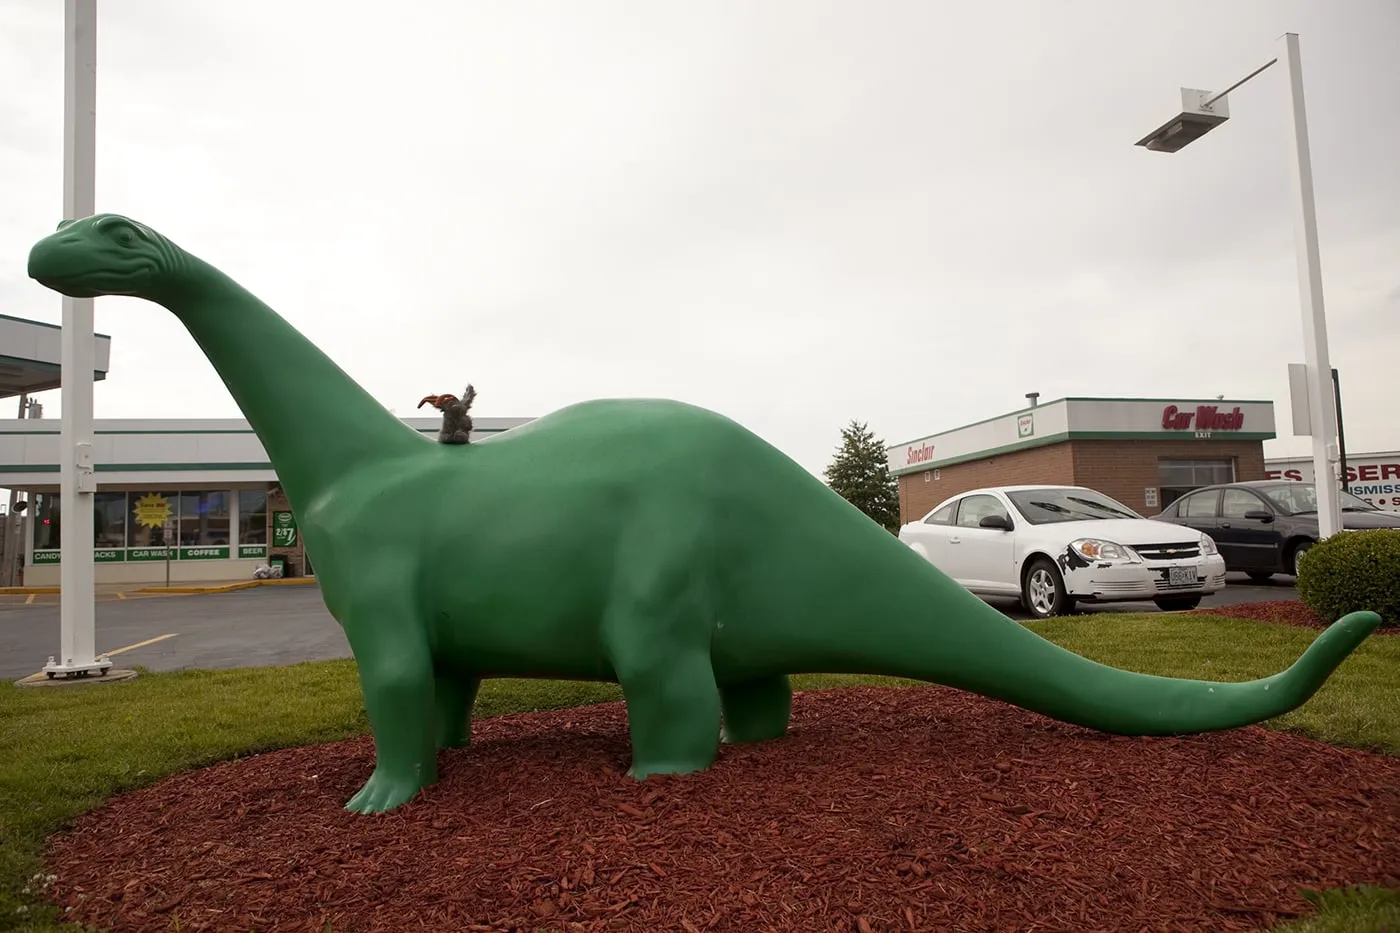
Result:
[1161, 403, 1245, 434]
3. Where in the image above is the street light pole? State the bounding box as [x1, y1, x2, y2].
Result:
[1332, 367, 1348, 493]
[44, 0, 110, 679]
[1278, 32, 1342, 539]
[1133, 32, 1342, 539]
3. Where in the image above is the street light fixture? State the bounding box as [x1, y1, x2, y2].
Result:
[1134, 88, 1230, 152]
[1133, 32, 1343, 541]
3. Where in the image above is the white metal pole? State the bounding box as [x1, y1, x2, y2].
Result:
[46, 0, 108, 678]
[1278, 31, 1342, 542]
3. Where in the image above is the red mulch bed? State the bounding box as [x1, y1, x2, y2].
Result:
[1189, 598, 1397, 634]
[43, 686, 1400, 933]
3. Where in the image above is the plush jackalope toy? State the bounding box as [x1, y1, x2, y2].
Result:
[417, 384, 476, 445]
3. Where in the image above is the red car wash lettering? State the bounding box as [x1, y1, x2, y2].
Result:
[1161, 404, 1245, 431]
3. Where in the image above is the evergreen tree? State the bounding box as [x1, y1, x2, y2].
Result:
[824, 420, 901, 532]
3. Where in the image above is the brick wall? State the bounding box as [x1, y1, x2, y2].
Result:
[266, 486, 308, 576]
[896, 438, 1268, 523]
[898, 443, 1076, 523]
[1069, 439, 1267, 516]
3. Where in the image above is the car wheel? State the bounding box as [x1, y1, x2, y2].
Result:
[1022, 558, 1073, 619]
[1288, 541, 1313, 576]
[1246, 571, 1274, 582]
[1153, 596, 1202, 612]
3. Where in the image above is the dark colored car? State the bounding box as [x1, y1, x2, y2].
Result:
[1151, 480, 1400, 579]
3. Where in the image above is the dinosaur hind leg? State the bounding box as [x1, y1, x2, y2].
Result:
[435, 674, 482, 749]
[720, 674, 792, 744]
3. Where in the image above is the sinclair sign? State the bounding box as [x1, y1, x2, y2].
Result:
[1161, 403, 1245, 432]
[904, 441, 936, 466]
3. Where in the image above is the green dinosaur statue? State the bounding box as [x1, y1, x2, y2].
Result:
[27, 213, 1382, 815]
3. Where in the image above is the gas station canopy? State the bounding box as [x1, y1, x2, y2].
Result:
[0, 313, 109, 401]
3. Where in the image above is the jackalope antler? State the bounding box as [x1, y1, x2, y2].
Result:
[417, 384, 476, 445]
[417, 394, 450, 409]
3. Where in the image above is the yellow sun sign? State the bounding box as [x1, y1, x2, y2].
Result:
[133, 493, 172, 528]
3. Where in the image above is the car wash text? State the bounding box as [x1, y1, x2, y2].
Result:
[1161, 404, 1245, 432]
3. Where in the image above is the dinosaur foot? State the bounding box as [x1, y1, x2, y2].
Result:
[344, 766, 426, 814]
[624, 756, 716, 781]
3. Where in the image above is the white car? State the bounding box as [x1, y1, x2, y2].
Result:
[898, 484, 1227, 619]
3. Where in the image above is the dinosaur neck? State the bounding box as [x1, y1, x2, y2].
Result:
[151, 253, 424, 509]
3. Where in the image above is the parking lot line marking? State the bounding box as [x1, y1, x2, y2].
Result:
[14, 633, 179, 684]
[104, 633, 179, 657]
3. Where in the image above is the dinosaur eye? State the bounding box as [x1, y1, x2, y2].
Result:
[97, 217, 139, 245]
[108, 225, 139, 247]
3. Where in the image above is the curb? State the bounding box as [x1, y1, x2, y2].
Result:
[136, 578, 319, 595]
[0, 578, 318, 596]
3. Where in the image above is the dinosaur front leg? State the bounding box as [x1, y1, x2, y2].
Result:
[610, 641, 723, 780]
[602, 599, 723, 778]
[343, 621, 439, 814]
[602, 504, 726, 780]
[434, 673, 481, 749]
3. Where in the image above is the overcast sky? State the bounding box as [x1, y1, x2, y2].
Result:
[2, 0, 1396, 478]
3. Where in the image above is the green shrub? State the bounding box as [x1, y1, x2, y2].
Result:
[1295, 529, 1400, 628]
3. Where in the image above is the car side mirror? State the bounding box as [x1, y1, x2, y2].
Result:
[979, 514, 1012, 531]
[1243, 510, 1274, 523]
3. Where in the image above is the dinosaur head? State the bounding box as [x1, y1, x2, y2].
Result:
[28, 214, 182, 301]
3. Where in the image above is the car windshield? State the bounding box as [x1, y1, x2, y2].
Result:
[1006, 488, 1143, 524]
[1259, 483, 1379, 515]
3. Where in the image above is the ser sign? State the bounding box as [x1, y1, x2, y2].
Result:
[1267, 458, 1400, 511]
[1161, 404, 1245, 432]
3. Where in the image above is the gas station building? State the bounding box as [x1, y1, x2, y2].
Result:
[0, 313, 532, 587]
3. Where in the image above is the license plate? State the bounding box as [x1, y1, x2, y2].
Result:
[1168, 566, 1196, 586]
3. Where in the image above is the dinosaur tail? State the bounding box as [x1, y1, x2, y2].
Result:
[754, 520, 1381, 736]
[929, 600, 1380, 736]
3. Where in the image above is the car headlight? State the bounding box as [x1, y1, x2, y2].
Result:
[1199, 534, 1218, 556]
[1069, 538, 1142, 563]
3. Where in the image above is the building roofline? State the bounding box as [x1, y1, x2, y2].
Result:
[885, 396, 1275, 452]
[0, 416, 533, 436]
[0, 312, 112, 341]
[1266, 450, 1400, 461]
[888, 429, 1276, 476]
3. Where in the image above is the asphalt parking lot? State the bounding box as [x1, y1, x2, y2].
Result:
[0, 584, 350, 682]
[0, 574, 1300, 683]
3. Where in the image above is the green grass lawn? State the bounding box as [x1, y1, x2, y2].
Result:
[1, 612, 1396, 932]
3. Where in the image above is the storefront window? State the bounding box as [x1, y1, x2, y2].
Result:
[238, 489, 268, 544]
[94, 492, 127, 547]
[31, 493, 59, 550]
[31, 492, 128, 552]
[1158, 459, 1235, 508]
[175, 491, 231, 546]
[127, 491, 179, 548]
[29, 490, 246, 563]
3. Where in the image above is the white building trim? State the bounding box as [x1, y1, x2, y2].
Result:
[886, 397, 1277, 477]
[1, 414, 535, 585]
[0, 415, 533, 486]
